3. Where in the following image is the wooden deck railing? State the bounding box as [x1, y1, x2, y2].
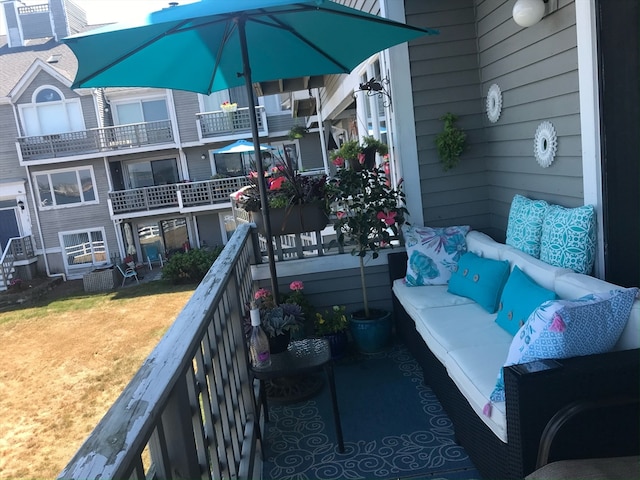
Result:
[108, 177, 250, 215]
[196, 106, 266, 138]
[58, 223, 260, 479]
[17, 120, 174, 161]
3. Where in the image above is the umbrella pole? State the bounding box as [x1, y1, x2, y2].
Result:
[237, 17, 280, 302]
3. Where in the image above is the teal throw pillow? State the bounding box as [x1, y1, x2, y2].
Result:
[495, 266, 558, 336]
[489, 287, 639, 403]
[540, 204, 596, 274]
[505, 195, 548, 258]
[403, 224, 470, 286]
[447, 252, 510, 313]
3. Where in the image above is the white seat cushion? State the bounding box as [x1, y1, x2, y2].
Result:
[392, 280, 474, 320]
[412, 303, 511, 364]
[446, 343, 512, 442]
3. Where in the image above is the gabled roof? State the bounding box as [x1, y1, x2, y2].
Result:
[0, 35, 76, 99]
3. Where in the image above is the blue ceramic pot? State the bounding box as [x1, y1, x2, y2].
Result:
[349, 309, 392, 354]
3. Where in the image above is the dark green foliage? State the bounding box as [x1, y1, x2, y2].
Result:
[435, 113, 467, 171]
[161, 247, 223, 284]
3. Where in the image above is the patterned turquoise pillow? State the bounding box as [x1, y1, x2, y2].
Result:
[505, 195, 548, 258]
[489, 287, 638, 402]
[540, 204, 596, 274]
[447, 252, 510, 313]
[495, 266, 557, 336]
[403, 225, 470, 286]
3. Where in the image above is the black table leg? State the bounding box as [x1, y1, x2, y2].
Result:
[325, 362, 344, 453]
[260, 379, 269, 423]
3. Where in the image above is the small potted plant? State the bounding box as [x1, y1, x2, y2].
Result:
[329, 161, 407, 353]
[314, 305, 349, 359]
[287, 125, 308, 140]
[246, 286, 304, 353]
[220, 101, 238, 113]
[330, 136, 389, 172]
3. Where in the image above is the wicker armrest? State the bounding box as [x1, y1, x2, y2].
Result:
[504, 348, 640, 477]
[535, 396, 640, 469]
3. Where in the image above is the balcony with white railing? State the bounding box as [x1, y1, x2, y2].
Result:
[16, 120, 175, 163]
[108, 177, 251, 217]
[196, 106, 268, 142]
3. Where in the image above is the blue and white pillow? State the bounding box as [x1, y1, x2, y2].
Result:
[403, 225, 470, 286]
[540, 204, 597, 274]
[489, 287, 638, 402]
[505, 195, 549, 258]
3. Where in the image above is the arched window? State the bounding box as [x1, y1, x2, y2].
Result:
[19, 85, 85, 137]
[35, 88, 62, 103]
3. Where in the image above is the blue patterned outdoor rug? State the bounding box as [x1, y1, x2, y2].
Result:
[263, 343, 481, 480]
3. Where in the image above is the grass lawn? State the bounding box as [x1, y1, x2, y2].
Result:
[0, 279, 196, 480]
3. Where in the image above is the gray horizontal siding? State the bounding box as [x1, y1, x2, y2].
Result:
[406, 0, 489, 232]
[478, 0, 582, 237]
[405, 0, 581, 241]
[172, 90, 201, 143]
[0, 105, 24, 181]
[29, 159, 117, 255]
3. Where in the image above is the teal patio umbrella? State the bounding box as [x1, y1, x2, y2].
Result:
[62, 0, 437, 298]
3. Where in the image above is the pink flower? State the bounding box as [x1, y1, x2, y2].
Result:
[549, 313, 566, 333]
[377, 210, 397, 226]
[248, 170, 258, 178]
[290, 280, 304, 291]
[269, 176, 286, 191]
[254, 288, 271, 300]
[358, 152, 366, 165]
[383, 153, 390, 160]
[332, 156, 345, 167]
[336, 211, 347, 219]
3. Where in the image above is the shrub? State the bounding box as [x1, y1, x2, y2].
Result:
[161, 247, 223, 284]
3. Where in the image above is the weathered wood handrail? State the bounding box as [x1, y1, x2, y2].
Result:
[58, 223, 260, 479]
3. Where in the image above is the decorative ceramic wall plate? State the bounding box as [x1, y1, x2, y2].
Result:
[486, 84, 502, 123]
[534, 121, 558, 168]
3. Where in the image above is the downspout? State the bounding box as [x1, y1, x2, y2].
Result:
[25, 165, 66, 282]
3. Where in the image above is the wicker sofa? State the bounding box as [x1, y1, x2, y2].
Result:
[388, 230, 640, 479]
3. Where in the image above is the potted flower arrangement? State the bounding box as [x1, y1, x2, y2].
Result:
[220, 101, 238, 113]
[329, 159, 407, 353]
[247, 286, 304, 353]
[330, 136, 389, 172]
[314, 305, 349, 359]
[234, 158, 330, 234]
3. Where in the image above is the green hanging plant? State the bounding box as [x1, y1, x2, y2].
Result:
[288, 125, 308, 140]
[435, 113, 467, 171]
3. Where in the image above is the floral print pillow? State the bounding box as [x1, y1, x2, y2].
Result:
[402, 225, 471, 286]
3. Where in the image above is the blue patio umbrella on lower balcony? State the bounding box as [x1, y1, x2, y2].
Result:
[212, 139, 274, 155]
[61, 0, 437, 299]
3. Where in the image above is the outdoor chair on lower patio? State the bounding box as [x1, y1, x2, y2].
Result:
[116, 263, 139, 287]
[146, 246, 164, 270]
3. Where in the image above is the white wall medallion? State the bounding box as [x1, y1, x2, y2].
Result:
[534, 121, 558, 168]
[486, 83, 502, 123]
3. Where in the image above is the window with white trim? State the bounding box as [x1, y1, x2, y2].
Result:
[34, 166, 98, 209]
[19, 85, 85, 136]
[60, 228, 108, 269]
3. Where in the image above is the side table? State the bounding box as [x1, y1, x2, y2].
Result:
[252, 338, 345, 453]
